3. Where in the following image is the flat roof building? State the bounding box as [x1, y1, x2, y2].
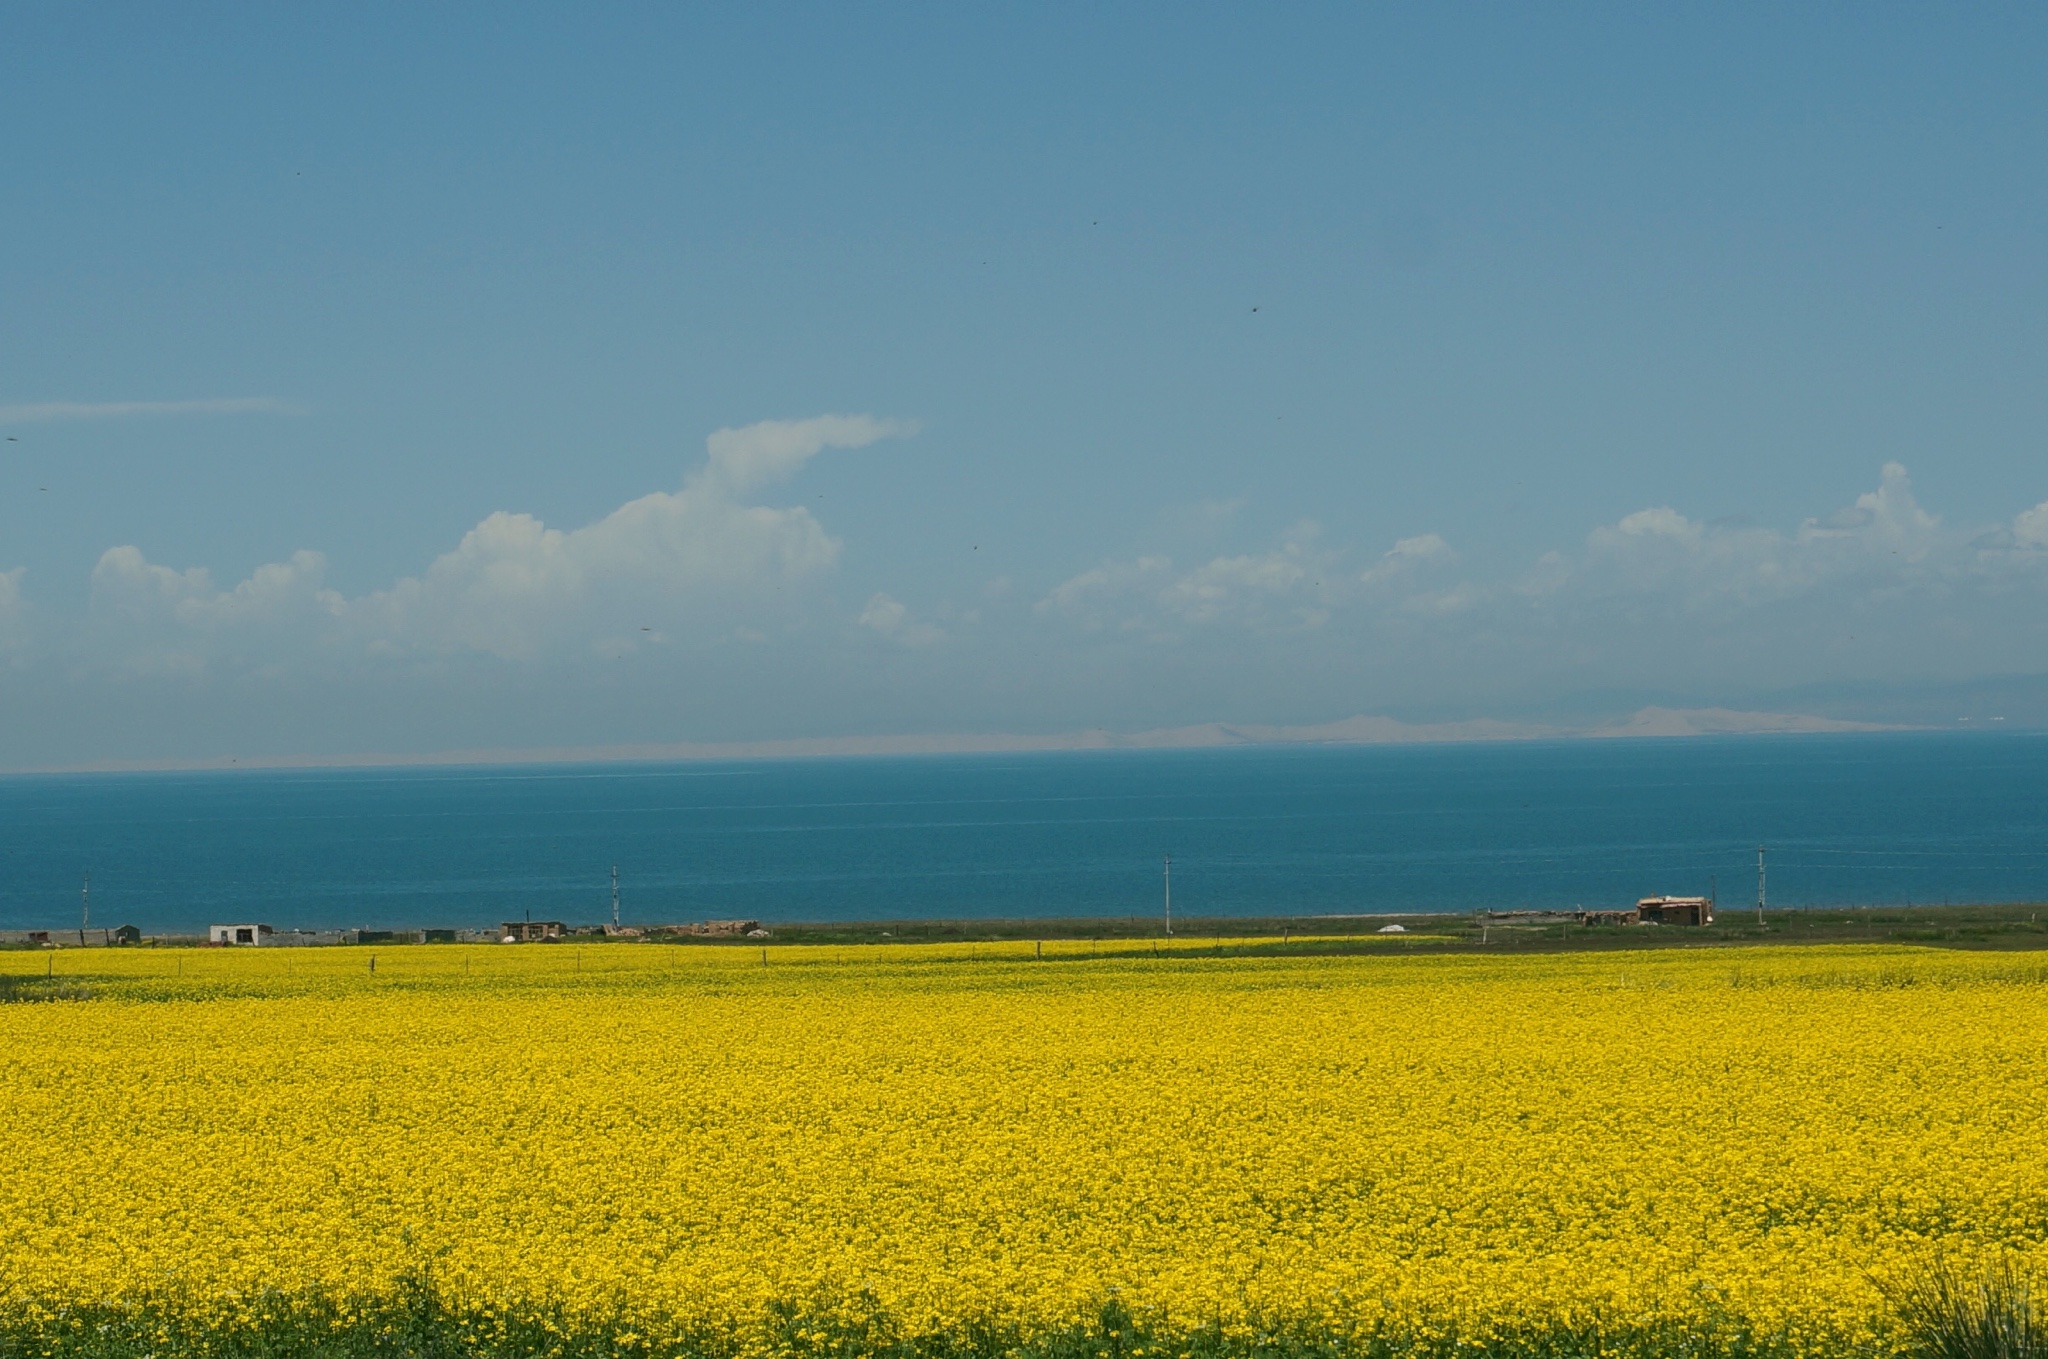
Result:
[1636, 896, 1713, 926]
[500, 921, 566, 942]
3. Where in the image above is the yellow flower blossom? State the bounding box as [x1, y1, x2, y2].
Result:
[1, 941, 2042, 1353]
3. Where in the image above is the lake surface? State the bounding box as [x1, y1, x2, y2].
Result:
[0, 733, 2043, 934]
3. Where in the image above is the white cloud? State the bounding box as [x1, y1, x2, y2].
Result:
[1561, 504, 1783, 604]
[2013, 499, 2048, 549]
[1547, 462, 1957, 612]
[90, 547, 212, 618]
[1031, 464, 2048, 683]
[1160, 522, 1334, 628]
[34, 453, 2048, 716]
[79, 415, 915, 667]
[1600, 505, 1699, 545]
[1041, 528, 1459, 637]
[1036, 555, 1175, 631]
[704, 414, 916, 496]
[858, 592, 943, 646]
[1797, 461, 1937, 554]
[858, 593, 909, 632]
[84, 547, 343, 678]
[347, 484, 843, 661]
[1405, 461, 2048, 696]
[92, 547, 340, 628]
[0, 397, 298, 424]
[1360, 535, 1472, 615]
[1361, 533, 1456, 588]
[0, 568, 26, 664]
[1039, 524, 1339, 634]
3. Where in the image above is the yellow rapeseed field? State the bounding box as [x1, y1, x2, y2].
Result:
[2, 941, 2044, 1354]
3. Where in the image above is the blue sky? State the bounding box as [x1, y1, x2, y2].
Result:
[3, 5, 2047, 765]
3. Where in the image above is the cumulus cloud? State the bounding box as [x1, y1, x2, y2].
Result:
[858, 592, 943, 646]
[1040, 523, 1410, 635]
[1361, 534, 1455, 586]
[1457, 461, 2048, 691]
[82, 547, 344, 678]
[1036, 556, 1175, 630]
[704, 415, 916, 496]
[24, 452, 2048, 722]
[0, 568, 26, 663]
[1800, 461, 1937, 551]
[347, 480, 843, 661]
[0, 397, 298, 424]
[1028, 461, 2048, 696]
[92, 547, 341, 628]
[1540, 462, 1960, 614]
[2014, 499, 2048, 550]
[75, 415, 914, 670]
[1158, 523, 1335, 628]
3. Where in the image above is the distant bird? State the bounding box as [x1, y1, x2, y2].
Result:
[5, 435, 16, 441]
[640, 627, 651, 632]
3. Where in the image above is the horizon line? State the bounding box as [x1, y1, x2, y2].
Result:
[0, 705, 1943, 776]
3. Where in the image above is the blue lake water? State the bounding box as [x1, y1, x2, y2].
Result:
[0, 733, 2043, 934]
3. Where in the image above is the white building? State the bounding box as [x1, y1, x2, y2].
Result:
[209, 923, 273, 946]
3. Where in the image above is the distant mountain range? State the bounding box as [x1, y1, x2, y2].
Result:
[46, 706, 1917, 773]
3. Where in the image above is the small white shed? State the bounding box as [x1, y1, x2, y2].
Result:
[209, 923, 273, 946]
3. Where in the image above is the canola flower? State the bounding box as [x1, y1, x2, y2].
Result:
[0, 941, 2044, 1357]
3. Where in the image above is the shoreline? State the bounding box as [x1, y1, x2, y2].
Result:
[11, 900, 2043, 955]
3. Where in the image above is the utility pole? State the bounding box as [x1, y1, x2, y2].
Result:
[1164, 854, 1172, 938]
[611, 864, 620, 931]
[1756, 845, 1767, 926]
[80, 871, 90, 945]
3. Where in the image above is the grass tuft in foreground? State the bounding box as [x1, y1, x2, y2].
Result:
[1890, 1259, 2042, 1359]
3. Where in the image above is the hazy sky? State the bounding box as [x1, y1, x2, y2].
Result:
[3, 5, 2047, 765]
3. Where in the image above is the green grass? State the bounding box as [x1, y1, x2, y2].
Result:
[1887, 1258, 2042, 1359]
[0, 1289, 1815, 1359]
[15, 904, 2042, 958]
[0, 973, 93, 1003]
[688, 903, 2048, 954]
